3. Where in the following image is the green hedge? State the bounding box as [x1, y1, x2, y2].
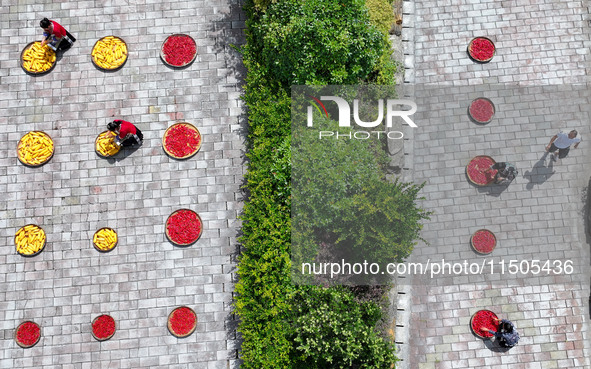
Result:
[236, 0, 410, 367]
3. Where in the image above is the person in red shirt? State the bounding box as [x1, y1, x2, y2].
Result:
[107, 120, 144, 147]
[40, 18, 76, 51]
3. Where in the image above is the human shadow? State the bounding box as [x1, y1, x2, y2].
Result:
[483, 339, 513, 353]
[523, 152, 555, 190]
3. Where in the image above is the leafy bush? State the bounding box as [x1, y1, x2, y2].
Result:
[366, 0, 395, 35]
[289, 286, 398, 368]
[247, 0, 387, 86]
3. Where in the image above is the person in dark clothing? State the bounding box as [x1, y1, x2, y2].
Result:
[481, 318, 520, 348]
[485, 162, 518, 184]
[107, 120, 143, 147]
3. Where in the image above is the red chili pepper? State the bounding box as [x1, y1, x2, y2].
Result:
[472, 310, 499, 337]
[16, 322, 40, 346]
[469, 38, 495, 61]
[166, 210, 202, 244]
[472, 230, 495, 253]
[163, 35, 196, 66]
[467, 157, 496, 185]
[169, 307, 196, 335]
[92, 315, 116, 339]
[164, 124, 201, 158]
[469, 99, 494, 123]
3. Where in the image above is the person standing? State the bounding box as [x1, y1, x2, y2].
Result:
[546, 129, 581, 161]
[107, 120, 144, 147]
[40, 18, 76, 51]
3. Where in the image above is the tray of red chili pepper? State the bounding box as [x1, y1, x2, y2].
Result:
[15, 321, 41, 348]
[466, 156, 497, 186]
[165, 209, 203, 246]
[471, 229, 497, 255]
[91, 314, 116, 341]
[162, 122, 202, 160]
[468, 97, 495, 124]
[471, 310, 499, 338]
[168, 306, 197, 338]
[161, 34, 197, 68]
[468, 37, 495, 63]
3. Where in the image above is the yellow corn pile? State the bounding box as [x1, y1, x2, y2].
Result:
[92, 36, 127, 69]
[15, 225, 46, 256]
[93, 228, 118, 251]
[22, 42, 56, 73]
[95, 131, 121, 156]
[18, 131, 54, 166]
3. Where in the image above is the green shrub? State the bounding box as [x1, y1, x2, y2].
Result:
[289, 286, 398, 368]
[247, 0, 388, 86]
[366, 0, 395, 36]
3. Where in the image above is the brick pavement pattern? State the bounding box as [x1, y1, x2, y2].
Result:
[0, 1, 245, 368]
[401, 0, 591, 368]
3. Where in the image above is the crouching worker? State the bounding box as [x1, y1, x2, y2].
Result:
[40, 18, 76, 51]
[481, 318, 520, 348]
[107, 120, 143, 147]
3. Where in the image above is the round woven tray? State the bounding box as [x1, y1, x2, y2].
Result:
[15, 321, 41, 348]
[470, 229, 497, 255]
[470, 310, 499, 338]
[167, 306, 197, 338]
[467, 37, 495, 63]
[165, 209, 203, 246]
[15, 224, 46, 257]
[92, 227, 118, 253]
[160, 34, 197, 68]
[91, 36, 128, 71]
[468, 97, 495, 124]
[17, 131, 54, 167]
[162, 122, 202, 160]
[20, 41, 57, 76]
[466, 155, 496, 187]
[91, 315, 116, 341]
[95, 130, 121, 158]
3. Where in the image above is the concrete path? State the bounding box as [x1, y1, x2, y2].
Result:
[400, 0, 591, 368]
[0, 1, 245, 368]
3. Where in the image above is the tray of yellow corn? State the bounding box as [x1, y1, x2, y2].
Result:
[95, 131, 121, 157]
[21, 41, 57, 75]
[93, 227, 118, 252]
[91, 36, 128, 71]
[15, 224, 46, 257]
[17, 131, 54, 167]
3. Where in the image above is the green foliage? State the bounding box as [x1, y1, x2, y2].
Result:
[289, 286, 398, 368]
[291, 118, 430, 269]
[237, 0, 410, 367]
[246, 0, 388, 86]
[366, 0, 395, 36]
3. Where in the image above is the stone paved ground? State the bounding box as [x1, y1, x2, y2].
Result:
[0, 1, 245, 368]
[400, 0, 591, 368]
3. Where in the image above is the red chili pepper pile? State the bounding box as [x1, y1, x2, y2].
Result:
[162, 35, 196, 66]
[466, 156, 496, 185]
[166, 210, 202, 245]
[472, 310, 499, 338]
[469, 98, 494, 123]
[92, 315, 116, 340]
[472, 230, 496, 254]
[469, 38, 495, 61]
[169, 307, 196, 336]
[164, 124, 201, 158]
[16, 321, 40, 346]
